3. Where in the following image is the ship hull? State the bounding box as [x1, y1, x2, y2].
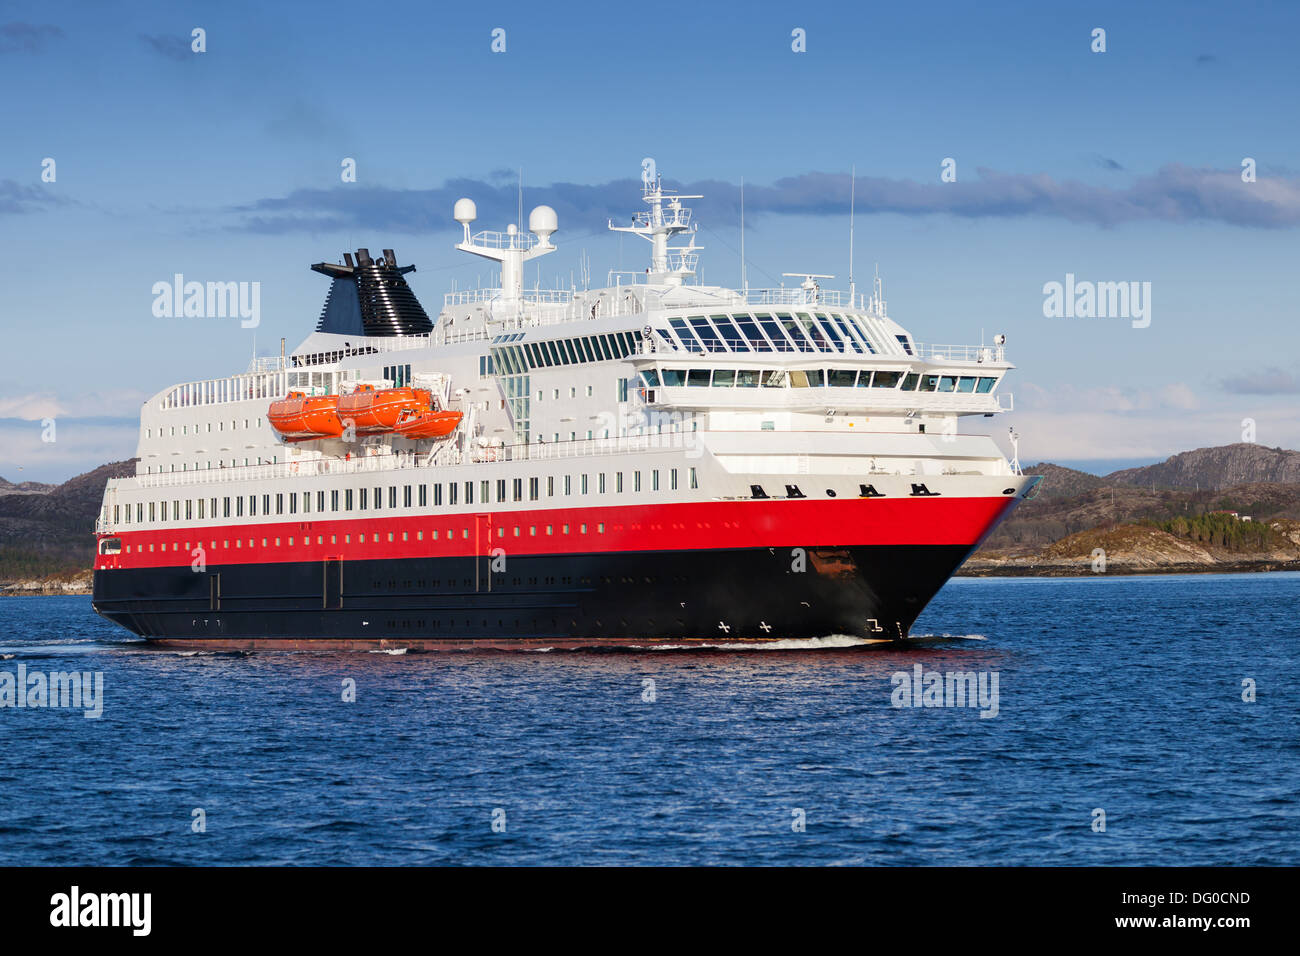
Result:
[93, 541, 982, 648]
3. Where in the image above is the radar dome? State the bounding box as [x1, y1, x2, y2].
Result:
[529, 205, 558, 239]
[453, 198, 477, 224]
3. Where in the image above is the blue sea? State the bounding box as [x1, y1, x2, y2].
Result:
[1, 573, 1296, 866]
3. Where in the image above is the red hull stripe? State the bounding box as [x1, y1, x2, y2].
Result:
[95, 496, 1018, 571]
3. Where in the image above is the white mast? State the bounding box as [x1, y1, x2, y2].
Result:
[608, 168, 702, 286]
[740, 177, 747, 293]
[848, 165, 856, 307]
[453, 197, 557, 315]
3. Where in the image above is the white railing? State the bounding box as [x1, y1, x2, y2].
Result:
[133, 451, 435, 490]
[444, 288, 575, 306]
[911, 343, 1007, 364]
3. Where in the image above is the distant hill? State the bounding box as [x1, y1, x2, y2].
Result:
[1023, 462, 1111, 499]
[0, 476, 56, 495]
[1106, 443, 1300, 490]
[0, 460, 137, 583]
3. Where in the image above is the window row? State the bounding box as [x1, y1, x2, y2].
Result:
[117, 521, 610, 555]
[110, 468, 700, 526]
[485, 330, 644, 376]
[640, 368, 999, 393]
[664, 312, 894, 356]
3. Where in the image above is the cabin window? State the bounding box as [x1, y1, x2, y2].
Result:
[433, 484, 443, 506]
[419, 485, 428, 507]
[464, 481, 474, 505]
[497, 479, 506, 503]
[616, 472, 624, 493]
[529, 477, 539, 501]
[598, 473, 606, 494]
[99, 538, 122, 555]
[317, 491, 326, 512]
[449, 483, 459, 506]
[690, 467, 699, 489]
[388, 487, 397, 508]
[345, 490, 353, 511]
[374, 486, 382, 509]
[513, 478, 523, 502]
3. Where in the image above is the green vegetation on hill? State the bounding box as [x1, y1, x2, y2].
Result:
[1146, 513, 1289, 553]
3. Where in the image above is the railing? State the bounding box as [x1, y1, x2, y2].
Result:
[132, 451, 438, 490]
[910, 343, 1007, 364]
[444, 288, 575, 306]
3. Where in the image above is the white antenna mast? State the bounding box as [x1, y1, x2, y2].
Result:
[740, 177, 747, 293]
[848, 165, 856, 307]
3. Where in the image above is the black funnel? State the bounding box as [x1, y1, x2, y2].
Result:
[311, 248, 433, 337]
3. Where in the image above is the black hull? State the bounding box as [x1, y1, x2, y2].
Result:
[92, 545, 974, 648]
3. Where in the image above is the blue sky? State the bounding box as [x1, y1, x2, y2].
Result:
[2, 0, 1298, 482]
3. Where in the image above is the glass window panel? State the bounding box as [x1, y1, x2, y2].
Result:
[873, 370, 903, 388]
[956, 376, 978, 393]
[711, 315, 750, 352]
[976, 377, 997, 393]
[686, 369, 712, 386]
[712, 368, 736, 387]
[661, 368, 686, 386]
[735, 369, 760, 387]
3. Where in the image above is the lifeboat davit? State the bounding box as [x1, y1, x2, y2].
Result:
[267, 391, 344, 441]
[391, 407, 464, 440]
[337, 383, 432, 435]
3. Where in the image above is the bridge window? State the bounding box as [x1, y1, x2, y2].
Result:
[712, 368, 735, 387]
[777, 313, 816, 353]
[687, 369, 712, 387]
[796, 313, 832, 352]
[902, 373, 920, 390]
[937, 376, 958, 392]
[873, 371, 903, 388]
[828, 369, 857, 387]
[688, 317, 723, 352]
[639, 369, 661, 387]
[711, 315, 750, 352]
[956, 376, 978, 393]
[919, 375, 940, 392]
[733, 313, 770, 350]
[976, 377, 997, 393]
[735, 369, 760, 388]
[754, 314, 793, 351]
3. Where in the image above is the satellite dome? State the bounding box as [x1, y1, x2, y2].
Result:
[529, 205, 558, 239]
[453, 198, 477, 224]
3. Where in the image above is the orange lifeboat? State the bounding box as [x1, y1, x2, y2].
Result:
[392, 407, 464, 440]
[337, 383, 431, 435]
[268, 391, 344, 441]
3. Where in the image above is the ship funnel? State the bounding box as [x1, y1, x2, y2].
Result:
[310, 247, 433, 337]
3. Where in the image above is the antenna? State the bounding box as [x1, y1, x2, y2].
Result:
[740, 177, 747, 293]
[848, 165, 856, 307]
[517, 167, 523, 234]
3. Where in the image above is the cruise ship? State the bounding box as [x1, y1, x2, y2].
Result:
[92, 170, 1039, 649]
